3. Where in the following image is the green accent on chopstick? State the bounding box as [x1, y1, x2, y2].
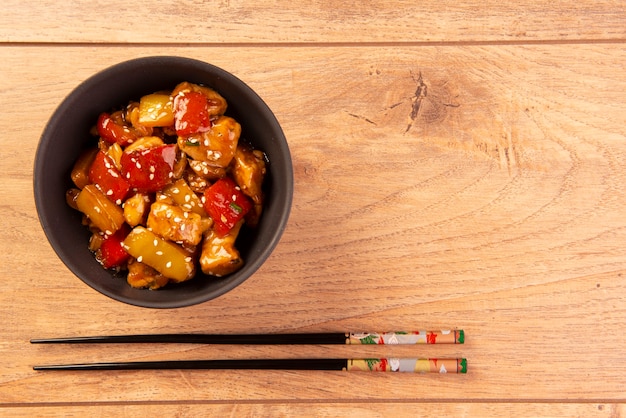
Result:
[358, 335, 378, 345]
[459, 358, 468, 374]
[457, 329, 465, 344]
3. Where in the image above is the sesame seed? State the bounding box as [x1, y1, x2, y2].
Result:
[137, 256, 143, 262]
[172, 188, 180, 194]
[180, 224, 186, 231]
[185, 257, 192, 262]
[174, 217, 182, 223]
[184, 195, 191, 202]
[106, 189, 113, 196]
[153, 239, 158, 246]
[94, 206, 101, 213]
[156, 251, 163, 255]
[149, 173, 155, 180]
[166, 261, 172, 268]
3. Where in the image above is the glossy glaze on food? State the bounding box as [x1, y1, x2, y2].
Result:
[67, 82, 266, 289]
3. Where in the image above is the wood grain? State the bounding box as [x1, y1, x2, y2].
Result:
[1, 1, 625, 415]
[0, 404, 623, 417]
[2, 0, 625, 43]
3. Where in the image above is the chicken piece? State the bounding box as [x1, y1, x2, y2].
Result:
[161, 178, 208, 216]
[188, 159, 226, 181]
[123, 192, 151, 227]
[231, 144, 266, 227]
[178, 115, 241, 169]
[126, 259, 170, 290]
[232, 145, 266, 204]
[147, 201, 211, 246]
[184, 168, 210, 193]
[200, 220, 244, 277]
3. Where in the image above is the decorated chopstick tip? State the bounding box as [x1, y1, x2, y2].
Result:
[347, 358, 467, 373]
[346, 330, 464, 345]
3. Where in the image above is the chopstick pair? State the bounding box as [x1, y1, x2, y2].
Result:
[31, 330, 467, 373]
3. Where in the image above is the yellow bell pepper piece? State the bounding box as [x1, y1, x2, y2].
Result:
[138, 93, 174, 127]
[122, 226, 195, 283]
[75, 184, 125, 235]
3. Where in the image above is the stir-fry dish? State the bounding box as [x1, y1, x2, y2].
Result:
[66, 82, 267, 289]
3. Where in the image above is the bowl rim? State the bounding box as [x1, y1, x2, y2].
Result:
[34, 55, 293, 308]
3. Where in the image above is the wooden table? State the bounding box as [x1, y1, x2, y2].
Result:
[1, 1, 625, 416]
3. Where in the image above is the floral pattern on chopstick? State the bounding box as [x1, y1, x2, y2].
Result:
[347, 358, 467, 373]
[347, 330, 463, 345]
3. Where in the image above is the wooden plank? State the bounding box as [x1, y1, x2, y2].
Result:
[0, 403, 623, 417]
[1, 0, 625, 44]
[1, 44, 625, 403]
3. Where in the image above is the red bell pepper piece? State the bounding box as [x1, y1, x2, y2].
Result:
[203, 177, 253, 237]
[120, 144, 177, 193]
[88, 150, 130, 204]
[173, 91, 211, 136]
[98, 225, 131, 269]
[97, 112, 138, 146]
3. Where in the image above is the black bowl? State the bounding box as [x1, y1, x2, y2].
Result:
[34, 56, 293, 308]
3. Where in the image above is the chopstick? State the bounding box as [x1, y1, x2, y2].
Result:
[30, 330, 464, 345]
[31, 331, 467, 372]
[33, 358, 467, 373]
